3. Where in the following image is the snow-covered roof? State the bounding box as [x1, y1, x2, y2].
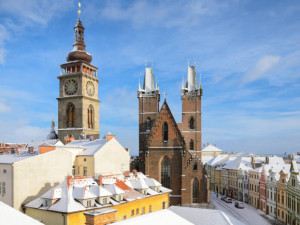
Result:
[254, 157, 266, 163]
[26, 173, 169, 213]
[144, 178, 161, 187]
[268, 156, 284, 165]
[202, 145, 224, 153]
[223, 156, 253, 171]
[67, 138, 107, 156]
[113, 206, 245, 225]
[0, 201, 44, 225]
[217, 156, 237, 169]
[206, 154, 229, 167]
[89, 185, 112, 197]
[73, 187, 97, 200]
[0, 154, 34, 164]
[202, 156, 214, 164]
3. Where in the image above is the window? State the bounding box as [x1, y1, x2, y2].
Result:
[136, 208, 139, 214]
[163, 201, 166, 209]
[142, 207, 145, 214]
[72, 166, 75, 175]
[189, 117, 195, 129]
[193, 163, 198, 171]
[67, 103, 75, 127]
[3, 169, 6, 174]
[123, 216, 126, 220]
[83, 167, 87, 176]
[149, 205, 152, 213]
[131, 210, 134, 216]
[161, 156, 171, 188]
[103, 198, 107, 204]
[282, 195, 284, 204]
[87, 105, 94, 129]
[87, 200, 91, 207]
[146, 118, 151, 131]
[193, 178, 199, 203]
[190, 139, 194, 151]
[163, 122, 168, 142]
[2, 182, 5, 195]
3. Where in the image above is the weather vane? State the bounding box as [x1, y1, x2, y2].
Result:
[78, 1, 82, 18]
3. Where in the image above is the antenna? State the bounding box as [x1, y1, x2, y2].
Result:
[78, 1, 82, 18]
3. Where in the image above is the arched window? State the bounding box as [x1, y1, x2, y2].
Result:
[163, 122, 168, 142]
[161, 157, 170, 188]
[190, 139, 194, 150]
[189, 117, 195, 129]
[193, 178, 199, 203]
[67, 103, 75, 127]
[87, 105, 94, 129]
[146, 117, 151, 131]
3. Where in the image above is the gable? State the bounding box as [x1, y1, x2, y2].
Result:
[147, 100, 184, 148]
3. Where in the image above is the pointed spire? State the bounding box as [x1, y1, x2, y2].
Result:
[143, 64, 155, 93]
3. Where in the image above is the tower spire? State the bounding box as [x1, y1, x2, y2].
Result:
[78, 1, 81, 19]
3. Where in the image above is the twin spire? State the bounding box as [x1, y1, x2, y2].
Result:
[138, 64, 159, 94]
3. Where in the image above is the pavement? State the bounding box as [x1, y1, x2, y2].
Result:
[210, 192, 286, 225]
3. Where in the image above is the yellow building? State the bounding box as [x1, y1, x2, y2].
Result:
[249, 167, 261, 208]
[25, 173, 171, 225]
[277, 169, 290, 224]
[201, 144, 224, 157]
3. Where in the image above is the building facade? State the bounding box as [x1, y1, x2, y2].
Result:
[134, 65, 209, 205]
[277, 169, 290, 223]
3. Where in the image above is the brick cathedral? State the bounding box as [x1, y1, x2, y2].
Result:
[133, 66, 209, 205]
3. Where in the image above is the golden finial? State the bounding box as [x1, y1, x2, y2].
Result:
[51, 121, 55, 128]
[78, 1, 81, 18]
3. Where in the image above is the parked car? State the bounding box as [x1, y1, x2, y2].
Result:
[235, 202, 244, 208]
[225, 198, 232, 203]
[221, 196, 227, 201]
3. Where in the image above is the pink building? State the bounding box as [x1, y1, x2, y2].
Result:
[259, 166, 267, 212]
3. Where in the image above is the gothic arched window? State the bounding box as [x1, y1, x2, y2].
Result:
[163, 122, 168, 142]
[161, 156, 170, 188]
[189, 117, 195, 129]
[193, 178, 199, 203]
[190, 139, 194, 150]
[67, 103, 75, 127]
[87, 105, 94, 129]
[146, 117, 151, 131]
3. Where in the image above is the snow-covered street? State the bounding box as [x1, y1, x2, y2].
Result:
[210, 193, 285, 225]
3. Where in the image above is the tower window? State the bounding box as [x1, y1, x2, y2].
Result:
[161, 156, 170, 188]
[87, 105, 94, 129]
[163, 122, 168, 142]
[189, 117, 195, 129]
[193, 178, 199, 203]
[146, 117, 151, 131]
[67, 103, 75, 127]
[190, 139, 194, 150]
[193, 163, 198, 171]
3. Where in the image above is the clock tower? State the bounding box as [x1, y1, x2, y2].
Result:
[57, 18, 100, 142]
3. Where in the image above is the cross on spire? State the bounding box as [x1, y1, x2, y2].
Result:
[163, 92, 167, 100]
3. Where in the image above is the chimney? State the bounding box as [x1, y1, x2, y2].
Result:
[96, 176, 103, 186]
[125, 148, 129, 152]
[106, 134, 116, 142]
[133, 170, 137, 175]
[84, 209, 117, 225]
[65, 136, 75, 144]
[124, 171, 130, 177]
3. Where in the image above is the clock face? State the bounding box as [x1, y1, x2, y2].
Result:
[64, 79, 78, 95]
[86, 81, 95, 96]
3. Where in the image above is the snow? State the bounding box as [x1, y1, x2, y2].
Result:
[0, 154, 34, 164]
[0, 201, 44, 225]
[223, 156, 252, 171]
[73, 187, 97, 199]
[202, 156, 214, 164]
[202, 144, 224, 153]
[130, 180, 148, 189]
[114, 208, 193, 225]
[67, 138, 107, 155]
[89, 185, 112, 197]
[103, 184, 125, 195]
[206, 154, 229, 167]
[144, 178, 161, 187]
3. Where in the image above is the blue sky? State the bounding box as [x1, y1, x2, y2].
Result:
[0, 0, 300, 156]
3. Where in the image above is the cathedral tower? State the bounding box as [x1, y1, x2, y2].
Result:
[181, 65, 203, 158]
[137, 66, 160, 172]
[57, 18, 100, 142]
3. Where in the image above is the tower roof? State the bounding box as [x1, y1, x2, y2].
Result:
[66, 18, 92, 64]
[138, 65, 159, 94]
[185, 66, 197, 91]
